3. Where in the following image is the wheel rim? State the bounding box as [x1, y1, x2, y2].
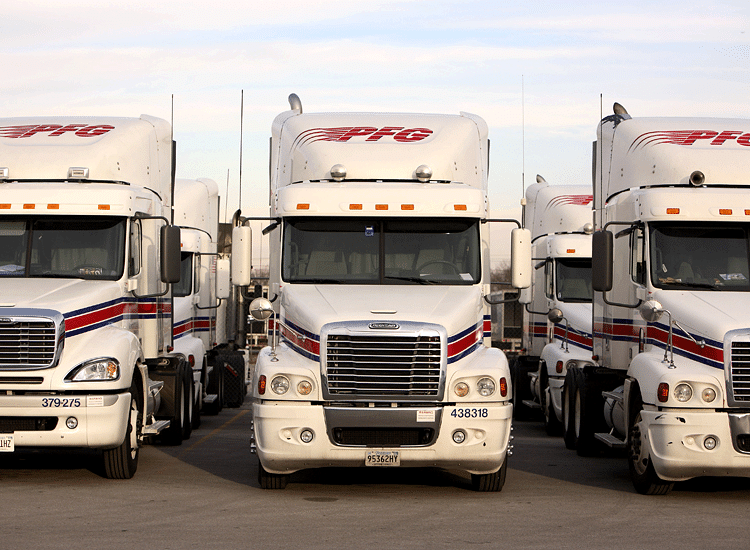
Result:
[630, 412, 649, 476]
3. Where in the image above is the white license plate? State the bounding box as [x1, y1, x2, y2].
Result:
[365, 450, 400, 467]
[0, 434, 14, 452]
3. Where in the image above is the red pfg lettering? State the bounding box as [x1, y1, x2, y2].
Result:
[631, 130, 750, 150]
[0, 124, 115, 139]
[296, 126, 433, 146]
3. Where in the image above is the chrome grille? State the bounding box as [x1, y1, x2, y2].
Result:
[325, 333, 443, 398]
[0, 318, 58, 369]
[730, 341, 750, 402]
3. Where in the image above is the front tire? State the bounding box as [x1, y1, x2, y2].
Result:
[103, 380, 142, 479]
[470, 455, 508, 492]
[628, 398, 674, 495]
[258, 460, 290, 489]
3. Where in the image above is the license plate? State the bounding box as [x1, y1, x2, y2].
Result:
[0, 434, 14, 452]
[365, 450, 400, 467]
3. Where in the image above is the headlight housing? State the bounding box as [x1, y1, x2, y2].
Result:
[65, 358, 120, 382]
[477, 377, 496, 397]
[270, 375, 290, 395]
[674, 383, 693, 403]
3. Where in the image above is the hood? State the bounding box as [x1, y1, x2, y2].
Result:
[556, 302, 592, 333]
[0, 278, 122, 320]
[652, 290, 750, 345]
[280, 284, 484, 340]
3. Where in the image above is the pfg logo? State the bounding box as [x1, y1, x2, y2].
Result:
[295, 126, 433, 147]
[631, 130, 750, 150]
[0, 124, 115, 139]
[369, 322, 400, 330]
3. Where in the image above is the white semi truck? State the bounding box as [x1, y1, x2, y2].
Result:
[512, 177, 594, 438]
[172, 178, 250, 423]
[247, 94, 530, 491]
[0, 116, 237, 478]
[584, 103, 750, 494]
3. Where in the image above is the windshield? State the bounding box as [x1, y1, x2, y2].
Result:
[282, 217, 481, 285]
[556, 258, 592, 302]
[0, 217, 126, 280]
[650, 222, 750, 291]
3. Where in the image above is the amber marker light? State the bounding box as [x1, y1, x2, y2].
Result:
[0, 204, 10, 209]
[47, 204, 59, 209]
[23, 204, 35, 209]
[258, 375, 267, 395]
[296, 203, 310, 210]
[666, 208, 680, 214]
[566, 249, 576, 254]
[719, 209, 732, 215]
[98, 204, 110, 210]
[454, 204, 467, 211]
[349, 204, 363, 210]
[657, 382, 669, 403]
[375, 204, 388, 211]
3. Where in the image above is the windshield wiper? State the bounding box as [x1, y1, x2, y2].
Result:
[659, 280, 717, 290]
[383, 276, 436, 285]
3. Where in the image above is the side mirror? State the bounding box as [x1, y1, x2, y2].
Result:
[510, 228, 532, 289]
[548, 308, 564, 324]
[592, 230, 613, 292]
[215, 258, 231, 300]
[160, 225, 181, 284]
[231, 226, 252, 287]
[249, 297, 274, 321]
[518, 285, 532, 305]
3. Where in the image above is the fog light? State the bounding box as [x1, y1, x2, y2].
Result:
[702, 387, 717, 403]
[271, 375, 290, 395]
[452, 430, 466, 444]
[300, 429, 314, 443]
[454, 382, 469, 398]
[704, 436, 718, 450]
[66, 417, 78, 430]
[674, 383, 693, 402]
[297, 380, 312, 395]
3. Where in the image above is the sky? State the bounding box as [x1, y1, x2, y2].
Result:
[4, 0, 749, 264]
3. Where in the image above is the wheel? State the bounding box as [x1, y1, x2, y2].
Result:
[221, 351, 246, 408]
[203, 356, 224, 415]
[572, 368, 604, 456]
[181, 369, 193, 441]
[470, 455, 508, 492]
[103, 379, 142, 479]
[562, 369, 576, 449]
[511, 357, 535, 421]
[541, 369, 562, 436]
[628, 396, 674, 495]
[258, 460, 290, 489]
[160, 364, 189, 445]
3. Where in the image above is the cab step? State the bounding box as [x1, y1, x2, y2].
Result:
[594, 432, 626, 449]
[143, 419, 170, 436]
[521, 399, 541, 409]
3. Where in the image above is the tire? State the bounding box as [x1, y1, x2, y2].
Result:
[258, 460, 290, 489]
[203, 356, 224, 415]
[628, 395, 674, 495]
[103, 379, 142, 479]
[221, 351, 246, 408]
[511, 357, 535, 421]
[160, 364, 189, 446]
[181, 369, 193, 441]
[541, 368, 563, 436]
[572, 368, 605, 457]
[471, 455, 508, 492]
[562, 369, 577, 450]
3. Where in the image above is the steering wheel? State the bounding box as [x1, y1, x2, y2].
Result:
[416, 260, 460, 274]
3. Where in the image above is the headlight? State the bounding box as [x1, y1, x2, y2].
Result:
[65, 358, 120, 381]
[271, 375, 290, 395]
[477, 377, 496, 397]
[674, 383, 693, 403]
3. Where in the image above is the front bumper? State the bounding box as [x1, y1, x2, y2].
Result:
[253, 401, 512, 475]
[0, 393, 131, 449]
[644, 409, 750, 481]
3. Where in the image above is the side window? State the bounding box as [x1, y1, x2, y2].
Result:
[129, 220, 141, 277]
[545, 259, 554, 299]
[630, 226, 646, 285]
[174, 253, 192, 297]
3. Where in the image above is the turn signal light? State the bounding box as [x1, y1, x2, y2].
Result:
[499, 377, 508, 397]
[556, 361, 563, 374]
[657, 382, 669, 402]
[258, 375, 267, 395]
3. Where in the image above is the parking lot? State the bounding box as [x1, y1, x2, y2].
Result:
[2, 400, 750, 550]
